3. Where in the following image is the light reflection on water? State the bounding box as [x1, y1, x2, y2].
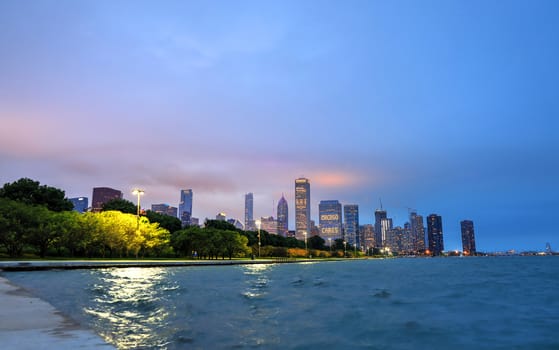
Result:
[85, 267, 177, 349]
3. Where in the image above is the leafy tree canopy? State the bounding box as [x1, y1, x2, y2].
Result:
[146, 210, 182, 233]
[102, 198, 136, 214]
[0, 177, 73, 212]
[204, 219, 238, 231]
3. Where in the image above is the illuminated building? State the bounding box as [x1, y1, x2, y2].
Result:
[344, 204, 359, 247]
[179, 189, 193, 226]
[410, 212, 426, 253]
[427, 214, 444, 256]
[216, 212, 226, 221]
[374, 209, 387, 248]
[261, 216, 278, 235]
[277, 195, 288, 237]
[295, 178, 311, 240]
[245, 193, 255, 231]
[361, 224, 375, 250]
[380, 217, 393, 248]
[461, 220, 476, 255]
[385, 226, 405, 253]
[319, 200, 342, 241]
[69, 197, 88, 213]
[151, 203, 178, 217]
[91, 187, 122, 212]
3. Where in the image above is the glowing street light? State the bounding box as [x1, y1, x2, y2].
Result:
[132, 189, 144, 217]
[343, 240, 347, 258]
[255, 219, 261, 258]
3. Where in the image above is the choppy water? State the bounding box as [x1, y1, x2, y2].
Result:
[5, 257, 559, 349]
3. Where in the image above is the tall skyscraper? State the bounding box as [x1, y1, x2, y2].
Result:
[295, 178, 311, 240]
[374, 208, 387, 248]
[277, 195, 288, 237]
[427, 214, 444, 256]
[344, 204, 359, 247]
[461, 220, 476, 255]
[410, 212, 426, 253]
[319, 200, 342, 241]
[69, 197, 88, 213]
[179, 189, 193, 227]
[245, 193, 255, 231]
[380, 217, 393, 248]
[91, 187, 122, 212]
[361, 224, 375, 251]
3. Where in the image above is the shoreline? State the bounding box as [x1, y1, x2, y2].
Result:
[0, 276, 114, 349]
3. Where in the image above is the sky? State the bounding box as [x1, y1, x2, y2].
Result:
[1, 0, 558, 252]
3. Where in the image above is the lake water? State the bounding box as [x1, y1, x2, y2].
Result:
[4, 257, 559, 349]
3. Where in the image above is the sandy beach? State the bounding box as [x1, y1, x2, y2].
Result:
[0, 275, 114, 349]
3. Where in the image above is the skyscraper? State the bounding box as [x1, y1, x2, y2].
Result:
[245, 193, 255, 231]
[261, 216, 278, 235]
[461, 220, 476, 255]
[319, 200, 342, 241]
[91, 187, 122, 212]
[69, 197, 88, 213]
[361, 224, 375, 251]
[380, 217, 393, 248]
[277, 195, 288, 237]
[179, 189, 193, 227]
[374, 208, 387, 248]
[295, 178, 311, 240]
[427, 214, 444, 256]
[344, 204, 359, 247]
[410, 212, 426, 253]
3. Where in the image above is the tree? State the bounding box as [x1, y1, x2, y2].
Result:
[145, 210, 181, 233]
[0, 178, 73, 212]
[102, 198, 137, 214]
[204, 219, 238, 231]
[308, 235, 326, 250]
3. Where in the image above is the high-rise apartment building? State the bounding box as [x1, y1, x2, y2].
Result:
[295, 178, 311, 240]
[380, 217, 393, 248]
[179, 189, 193, 227]
[461, 220, 476, 255]
[151, 203, 178, 217]
[361, 224, 375, 251]
[409, 212, 426, 253]
[344, 204, 359, 247]
[427, 214, 444, 256]
[277, 195, 288, 237]
[91, 187, 122, 212]
[69, 197, 88, 213]
[245, 193, 255, 231]
[319, 200, 342, 241]
[374, 209, 387, 248]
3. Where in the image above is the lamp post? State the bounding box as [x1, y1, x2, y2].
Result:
[132, 189, 144, 217]
[343, 240, 347, 258]
[255, 219, 261, 258]
[303, 231, 308, 256]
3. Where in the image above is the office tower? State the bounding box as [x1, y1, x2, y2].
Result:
[344, 204, 359, 247]
[69, 197, 88, 213]
[380, 217, 393, 248]
[179, 189, 193, 226]
[151, 203, 178, 217]
[319, 200, 342, 241]
[427, 214, 444, 256]
[410, 212, 426, 253]
[91, 187, 122, 212]
[461, 220, 476, 255]
[277, 195, 288, 237]
[261, 216, 278, 235]
[295, 178, 311, 240]
[374, 209, 387, 248]
[385, 226, 405, 253]
[310, 220, 320, 236]
[245, 193, 255, 231]
[216, 212, 226, 221]
[361, 224, 375, 251]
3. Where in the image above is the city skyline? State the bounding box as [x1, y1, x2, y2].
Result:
[1, 1, 558, 252]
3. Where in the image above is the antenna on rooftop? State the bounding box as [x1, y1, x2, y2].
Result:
[379, 198, 383, 210]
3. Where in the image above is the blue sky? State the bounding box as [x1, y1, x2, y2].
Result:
[1, 0, 557, 251]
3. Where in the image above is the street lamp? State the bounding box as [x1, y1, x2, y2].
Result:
[343, 240, 347, 258]
[255, 219, 261, 258]
[303, 231, 308, 256]
[132, 189, 144, 217]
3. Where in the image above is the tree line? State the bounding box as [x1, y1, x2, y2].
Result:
[0, 178, 363, 259]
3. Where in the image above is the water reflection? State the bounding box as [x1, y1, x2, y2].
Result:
[85, 267, 177, 349]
